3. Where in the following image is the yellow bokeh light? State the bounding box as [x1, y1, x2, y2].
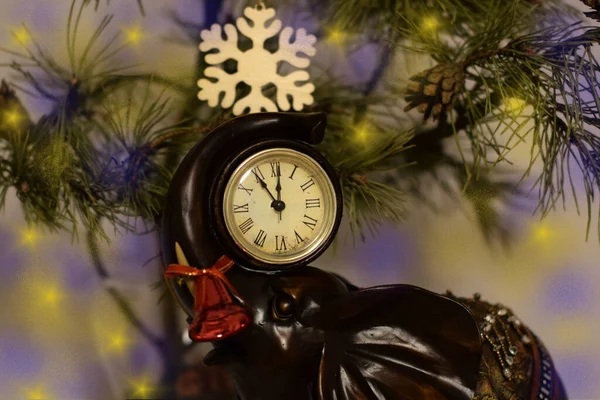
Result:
[12, 26, 32, 46]
[505, 97, 527, 117]
[326, 26, 349, 46]
[123, 24, 145, 45]
[20, 227, 41, 248]
[353, 120, 373, 143]
[9, 267, 76, 341]
[129, 375, 155, 399]
[531, 221, 556, 246]
[107, 331, 132, 354]
[41, 285, 64, 306]
[5, 109, 22, 126]
[24, 385, 49, 400]
[422, 16, 440, 33]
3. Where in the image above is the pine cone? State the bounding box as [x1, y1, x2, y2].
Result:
[404, 63, 465, 122]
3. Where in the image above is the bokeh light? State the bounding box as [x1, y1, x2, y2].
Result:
[20, 227, 41, 249]
[4, 109, 23, 127]
[326, 26, 349, 47]
[23, 384, 51, 400]
[505, 97, 527, 117]
[11, 26, 32, 46]
[421, 16, 440, 34]
[41, 284, 64, 307]
[123, 24, 145, 45]
[531, 221, 556, 245]
[128, 374, 155, 399]
[106, 331, 133, 355]
[353, 120, 373, 143]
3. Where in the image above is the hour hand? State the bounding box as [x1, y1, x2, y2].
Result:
[252, 171, 277, 202]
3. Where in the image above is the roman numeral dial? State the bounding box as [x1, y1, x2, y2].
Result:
[222, 148, 338, 266]
[300, 178, 315, 192]
[254, 230, 267, 247]
[305, 198, 320, 209]
[233, 203, 249, 213]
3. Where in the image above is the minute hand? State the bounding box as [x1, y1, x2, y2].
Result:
[252, 171, 277, 202]
[275, 166, 282, 201]
[275, 166, 282, 221]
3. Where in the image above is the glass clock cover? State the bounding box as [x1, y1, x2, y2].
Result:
[222, 148, 337, 265]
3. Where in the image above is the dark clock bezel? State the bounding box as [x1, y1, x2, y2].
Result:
[211, 138, 343, 271]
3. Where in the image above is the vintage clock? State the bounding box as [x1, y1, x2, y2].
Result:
[214, 140, 340, 269]
[161, 112, 342, 317]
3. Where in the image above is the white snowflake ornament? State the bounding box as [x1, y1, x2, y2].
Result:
[197, 5, 317, 115]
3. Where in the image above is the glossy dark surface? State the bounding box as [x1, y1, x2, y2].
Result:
[161, 112, 482, 399]
[203, 266, 482, 400]
[161, 112, 332, 316]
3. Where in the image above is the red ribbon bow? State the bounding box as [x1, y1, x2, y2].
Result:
[164, 255, 251, 342]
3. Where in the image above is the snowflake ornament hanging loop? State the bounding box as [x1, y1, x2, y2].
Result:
[197, 4, 317, 116]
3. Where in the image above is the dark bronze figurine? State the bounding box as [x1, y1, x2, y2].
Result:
[161, 113, 567, 399]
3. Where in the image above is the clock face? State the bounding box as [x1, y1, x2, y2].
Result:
[222, 148, 337, 265]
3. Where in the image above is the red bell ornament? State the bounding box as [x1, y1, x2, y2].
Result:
[164, 251, 251, 341]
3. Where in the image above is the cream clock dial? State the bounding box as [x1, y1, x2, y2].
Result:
[222, 148, 337, 265]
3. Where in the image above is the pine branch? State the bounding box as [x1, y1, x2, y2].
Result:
[3, 0, 597, 246]
[0, 1, 213, 236]
[89, 0, 145, 15]
[485, 25, 600, 240]
[579, 0, 600, 21]
[323, 113, 414, 239]
[462, 161, 530, 247]
[326, 0, 571, 43]
[401, 20, 600, 241]
[86, 226, 169, 362]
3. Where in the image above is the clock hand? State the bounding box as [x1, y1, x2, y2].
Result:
[252, 170, 277, 203]
[276, 172, 281, 202]
[275, 165, 282, 221]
